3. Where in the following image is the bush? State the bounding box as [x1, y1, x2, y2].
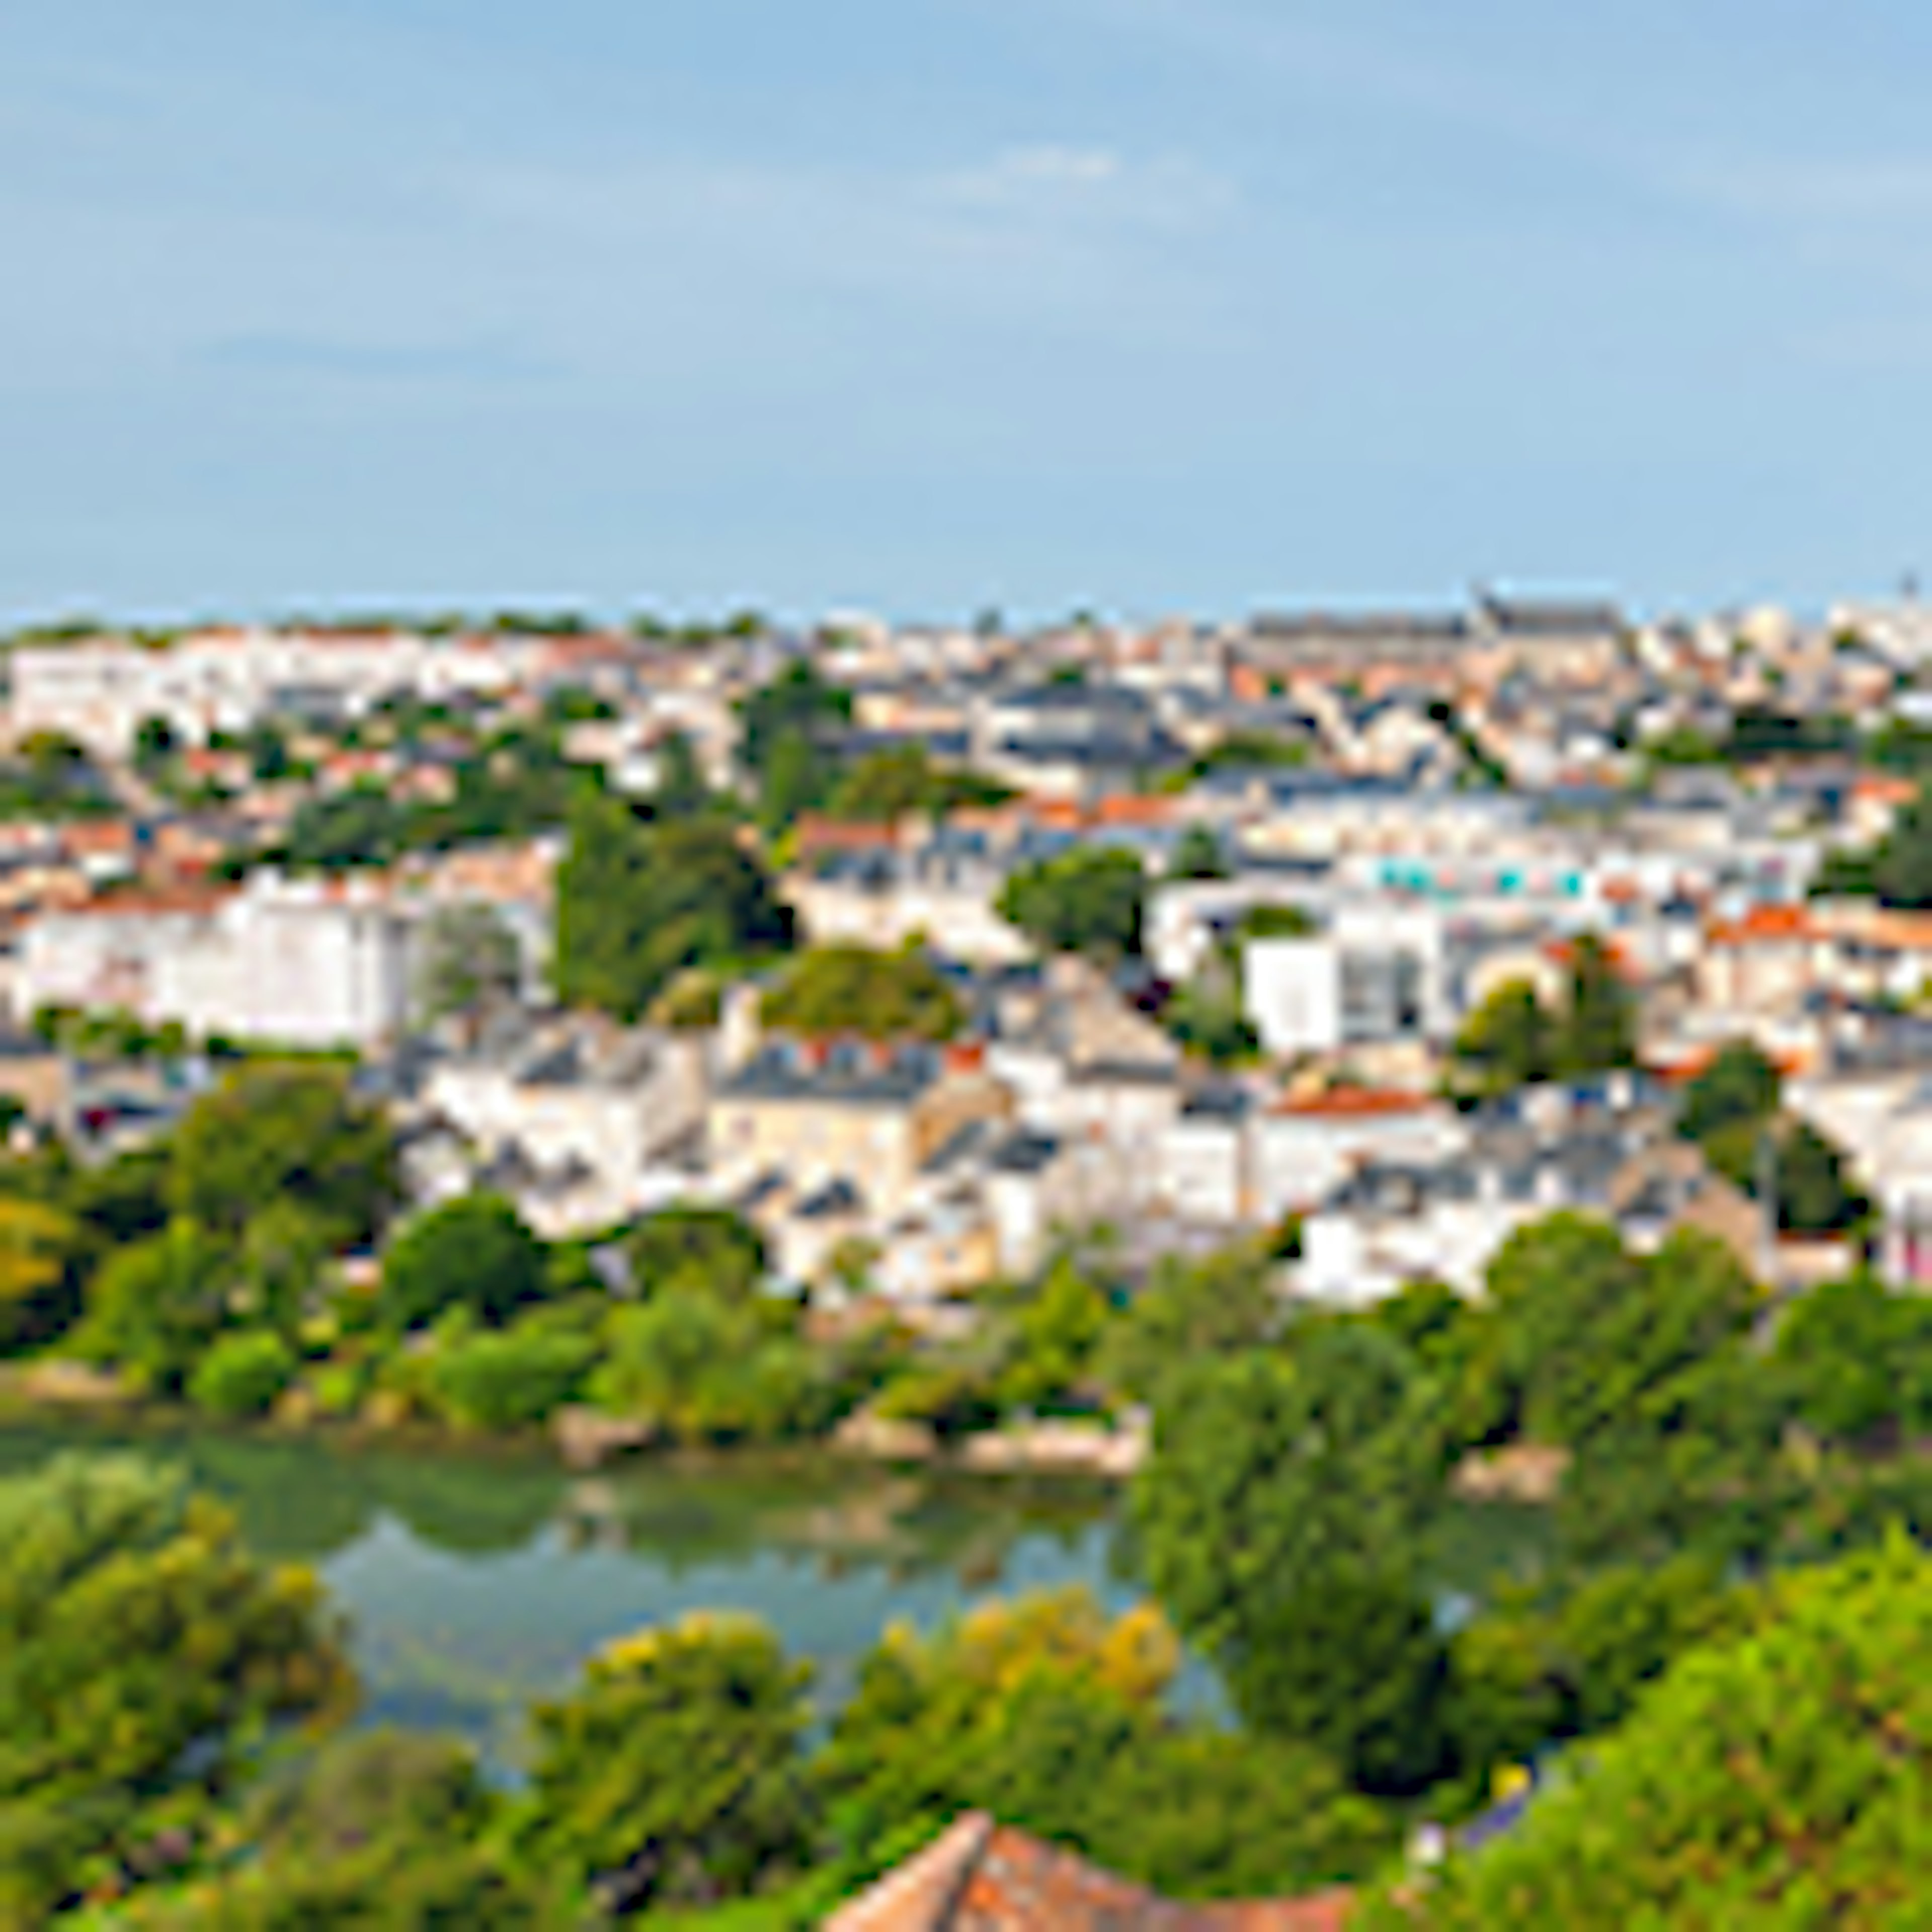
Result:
[379, 1194, 547, 1333]
[431, 1325, 599, 1432]
[188, 1330, 297, 1420]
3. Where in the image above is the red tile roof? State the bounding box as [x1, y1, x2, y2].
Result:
[826, 1814, 1354, 1932]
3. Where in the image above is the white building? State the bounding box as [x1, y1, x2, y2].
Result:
[10, 628, 545, 756]
[15, 871, 543, 1048]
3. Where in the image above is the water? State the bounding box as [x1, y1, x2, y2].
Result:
[0, 1419, 1126, 1768]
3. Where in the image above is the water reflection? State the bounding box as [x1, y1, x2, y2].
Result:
[0, 1419, 1123, 1769]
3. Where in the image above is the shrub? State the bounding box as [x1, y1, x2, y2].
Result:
[431, 1326, 599, 1432]
[188, 1330, 297, 1420]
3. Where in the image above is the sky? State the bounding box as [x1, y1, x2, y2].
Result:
[7, 0, 1932, 626]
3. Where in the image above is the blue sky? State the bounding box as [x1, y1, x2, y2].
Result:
[7, 0, 1932, 625]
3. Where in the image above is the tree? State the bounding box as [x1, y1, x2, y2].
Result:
[591, 1292, 820, 1443]
[1097, 1242, 1281, 1405]
[132, 714, 178, 770]
[758, 725, 835, 833]
[627, 1204, 767, 1303]
[1677, 1038, 1781, 1146]
[1875, 782, 1932, 909]
[1476, 1218, 1758, 1450]
[1364, 1540, 1932, 1929]
[521, 1613, 818, 1910]
[1130, 1327, 1448, 1792]
[0, 1456, 351, 1924]
[0, 1197, 82, 1353]
[997, 848, 1147, 958]
[826, 744, 1010, 822]
[431, 1321, 598, 1431]
[414, 903, 523, 1027]
[760, 944, 963, 1041]
[168, 1066, 397, 1249]
[199, 1729, 551, 1928]
[1774, 1271, 1932, 1442]
[736, 659, 852, 781]
[188, 1329, 297, 1419]
[1551, 934, 1637, 1077]
[1774, 1119, 1867, 1235]
[822, 1590, 1393, 1897]
[1452, 979, 1555, 1095]
[379, 1194, 547, 1333]
[74, 1218, 234, 1393]
[997, 1255, 1110, 1414]
[553, 793, 793, 1020]
[653, 731, 710, 818]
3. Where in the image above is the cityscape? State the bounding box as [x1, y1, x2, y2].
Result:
[11, 0, 1932, 1924]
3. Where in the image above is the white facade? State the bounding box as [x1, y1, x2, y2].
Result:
[10, 630, 544, 755]
[15, 873, 539, 1047]
[1253, 1101, 1469, 1220]
[424, 1030, 710, 1231]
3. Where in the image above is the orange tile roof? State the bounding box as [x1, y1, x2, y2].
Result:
[1273, 1086, 1437, 1120]
[1706, 904, 1817, 947]
[826, 1814, 1355, 1932]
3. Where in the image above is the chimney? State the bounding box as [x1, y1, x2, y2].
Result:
[945, 1039, 987, 1078]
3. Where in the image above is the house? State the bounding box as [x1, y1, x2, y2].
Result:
[1295, 1078, 1747, 1303]
[987, 957, 1183, 1218]
[709, 1036, 1015, 1228]
[827, 1811, 1352, 1932]
[419, 1015, 709, 1233]
[1254, 1085, 1468, 1221]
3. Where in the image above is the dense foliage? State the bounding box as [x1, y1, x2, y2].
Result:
[1369, 1539, 1932, 1929]
[759, 943, 963, 1041]
[0, 1457, 350, 1927]
[554, 794, 794, 1019]
[996, 847, 1147, 958]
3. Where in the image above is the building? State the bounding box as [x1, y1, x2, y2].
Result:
[15, 870, 544, 1048]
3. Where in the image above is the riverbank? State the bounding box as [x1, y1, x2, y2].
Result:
[0, 1356, 1152, 1482]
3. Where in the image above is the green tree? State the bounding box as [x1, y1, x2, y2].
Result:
[1774, 1118, 1867, 1235]
[73, 1218, 233, 1393]
[1476, 1219, 1758, 1449]
[826, 744, 1011, 822]
[0, 1197, 83, 1353]
[997, 1256, 1110, 1414]
[0, 1456, 352, 1925]
[1551, 934, 1637, 1078]
[553, 794, 793, 1020]
[1875, 782, 1932, 909]
[758, 725, 835, 833]
[652, 731, 710, 818]
[736, 659, 852, 780]
[379, 1194, 547, 1333]
[760, 943, 963, 1041]
[1773, 1271, 1932, 1442]
[1677, 1038, 1781, 1145]
[592, 1292, 820, 1443]
[521, 1613, 818, 1910]
[168, 1067, 397, 1249]
[1097, 1241, 1281, 1405]
[997, 847, 1147, 958]
[413, 903, 523, 1027]
[1169, 825, 1231, 880]
[431, 1321, 598, 1431]
[1366, 1539, 1932, 1930]
[195, 1730, 551, 1929]
[822, 1590, 1392, 1897]
[627, 1204, 767, 1303]
[189, 1329, 297, 1419]
[1131, 1327, 1447, 1791]
[1452, 979, 1555, 1095]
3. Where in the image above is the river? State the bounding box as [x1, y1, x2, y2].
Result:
[0, 1417, 1548, 1774]
[0, 1418, 1129, 1770]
